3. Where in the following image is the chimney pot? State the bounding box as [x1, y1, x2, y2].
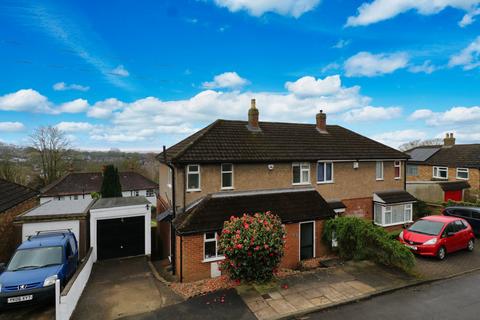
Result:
[316, 109, 327, 133]
[247, 98, 260, 131]
[443, 132, 455, 147]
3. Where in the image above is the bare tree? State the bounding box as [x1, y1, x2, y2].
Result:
[30, 126, 71, 186]
[399, 138, 443, 151]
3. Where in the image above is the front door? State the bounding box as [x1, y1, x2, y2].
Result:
[300, 222, 314, 260]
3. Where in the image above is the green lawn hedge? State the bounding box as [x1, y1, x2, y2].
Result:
[323, 217, 415, 273]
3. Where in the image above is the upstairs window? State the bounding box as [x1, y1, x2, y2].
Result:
[187, 165, 201, 191]
[376, 161, 384, 181]
[394, 161, 401, 179]
[221, 164, 234, 189]
[433, 166, 448, 179]
[456, 168, 469, 180]
[292, 163, 310, 185]
[317, 162, 333, 183]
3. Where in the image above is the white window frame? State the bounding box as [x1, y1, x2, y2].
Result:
[221, 163, 234, 190]
[292, 163, 311, 185]
[186, 164, 201, 192]
[146, 189, 154, 197]
[203, 232, 224, 262]
[433, 166, 448, 179]
[299, 221, 316, 260]
[394, 161, 401, 180]
[317, 161, 334, 184]
[374, 203, 414, 227]
[456, 168, 469, 180]
[376, 161, 384, 181]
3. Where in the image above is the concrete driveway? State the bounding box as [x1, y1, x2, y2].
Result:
[71, 256, 182, 320]
[0, 302, 54, 320]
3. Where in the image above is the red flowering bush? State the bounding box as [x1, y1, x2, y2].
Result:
[219, 212, 286, 283]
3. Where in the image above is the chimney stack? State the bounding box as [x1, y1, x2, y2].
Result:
[316, 110, 327, 133]
[443, 132, 456, 147]
[247, 98, 261, 131]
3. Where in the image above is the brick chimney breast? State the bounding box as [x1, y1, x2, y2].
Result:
[247, 98, 261, 132]
[316, 110, 327, 134]
[443, 132, 456, 147]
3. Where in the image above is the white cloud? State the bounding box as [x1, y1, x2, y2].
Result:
[213, 0, 321, 17]
[0, 122, 25, 132]
[58, 99, 89, 113]
[341, 106, 402, 122]
[332, 39, 351, 49]
[285, 75, 341, 97]
[408, 60, 437, 74]
[110, 65, 130, 77]
[449, 36, 480, 70]
[372, 129, 427, 148]
[0, 89, 53, 113]
[87, 98, 126, 119]
[346, 0, 480, 27]
[53, 82, 90, 92]
[459, 8, 480, 26]
[410, 106, 480, 126]
[55, 122, 95, 132]
[202, 72, 249, 89]
[344, 52, 409, 77]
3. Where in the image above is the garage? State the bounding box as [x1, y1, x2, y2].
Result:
[97, 216, 145, 260]
[90, 197, 151, 262]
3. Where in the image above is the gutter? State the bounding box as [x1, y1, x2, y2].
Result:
[163, 145, 177, 276]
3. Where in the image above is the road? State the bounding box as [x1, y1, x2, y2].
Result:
[305, 271, 480, 320]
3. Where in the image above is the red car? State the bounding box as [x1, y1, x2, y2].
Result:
[399, 215, 475, 260]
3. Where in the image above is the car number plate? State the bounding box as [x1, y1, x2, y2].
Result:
[405, 244, 417, 251]
[7, 295, 33, 303]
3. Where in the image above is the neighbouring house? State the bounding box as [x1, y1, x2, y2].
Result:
[406, 133, 479, 203]
[156, 100, 416, 282]
[0, 179, 39, 262]
[14, 197, 152, 262]
[40, 171, 158, 205]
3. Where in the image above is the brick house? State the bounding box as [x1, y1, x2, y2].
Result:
[406, 133, 479, 203]
[0, 179, 39, 263]
[157, 100, 415, 282]
[40, 171, 158, 205]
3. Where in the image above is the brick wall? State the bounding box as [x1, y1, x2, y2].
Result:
[177, 220, 329, 282]
[0, 197, 38, 263]
[341, 197, 373, 220]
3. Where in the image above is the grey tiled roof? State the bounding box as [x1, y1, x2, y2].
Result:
[158, 120, 408, 164]
[407, 144, 480, 168]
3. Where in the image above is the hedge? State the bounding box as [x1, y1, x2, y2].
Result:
[323, 217, 415, 273]
[443, 200, 480, 208]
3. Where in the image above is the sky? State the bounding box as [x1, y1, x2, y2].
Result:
[1, 0, 480, 151]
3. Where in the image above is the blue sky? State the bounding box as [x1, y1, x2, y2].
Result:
[1, 0, 480, 151]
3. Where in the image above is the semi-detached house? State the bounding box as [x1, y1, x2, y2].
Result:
[157, 100, 416, 282]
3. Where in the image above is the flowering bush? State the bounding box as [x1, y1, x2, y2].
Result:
[219, 212, 286, 283]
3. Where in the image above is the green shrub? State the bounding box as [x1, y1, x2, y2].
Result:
[323, 217, 415, 272]
[388, 230, 402, 241]
[443, 199, 480, 208]
[219, 212, 286, 283]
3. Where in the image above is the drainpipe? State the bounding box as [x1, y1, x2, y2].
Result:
[163, 146, 176, 276]
[403, 160, 407, 191]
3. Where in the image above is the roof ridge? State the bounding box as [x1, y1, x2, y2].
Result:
[170, 119, 222, 162]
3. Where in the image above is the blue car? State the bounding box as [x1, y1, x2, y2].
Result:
[0, 231, 78, 309]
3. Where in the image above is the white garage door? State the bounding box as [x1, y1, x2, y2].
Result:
[22, 220, 80, 243]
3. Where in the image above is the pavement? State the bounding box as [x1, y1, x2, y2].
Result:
[306, 270, 480, 320]
[0, 301, 54, 320]
[237, 260, 416, 320]
[71, 256, 182, 320]
[120, 289, 256, 320]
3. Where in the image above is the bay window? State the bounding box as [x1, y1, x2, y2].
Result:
[374, 203, 413, 226]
